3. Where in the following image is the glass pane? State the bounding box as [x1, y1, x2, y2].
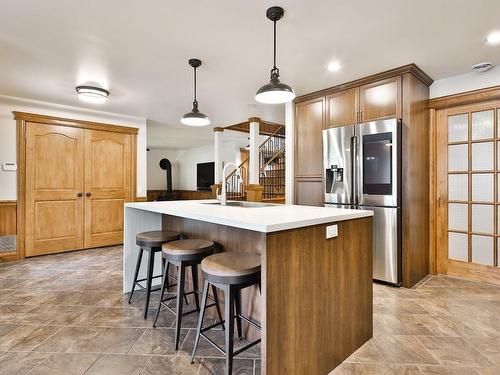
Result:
[472, 173, 494, 202]
[448, 174, 468, 201]
[362, 132, 392, 195]
[448, 203, 468, 231]
[448, 232, 468, 262]
[472, 110, 494, 140]
[448, 114, 468, 142]
[448, 144, 468, 172]
[472, 204, 494, 234]
[471, 235, 493, 266]
[472, 142, 494, 171]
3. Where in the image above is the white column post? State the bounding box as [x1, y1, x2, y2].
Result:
[214, 127, 223, 183]
[249, 117, 260, 185]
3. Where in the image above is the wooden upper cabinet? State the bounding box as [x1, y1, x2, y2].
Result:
[326, 88, 359, 128]
[295, 98, 324, 177]
[359, 76, 401, 122]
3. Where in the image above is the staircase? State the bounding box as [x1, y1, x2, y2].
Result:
[226, 126, 285, 203]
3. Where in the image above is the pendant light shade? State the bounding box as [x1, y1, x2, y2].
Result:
[255, 6, 295, 104]
[181, 58, 210, 126]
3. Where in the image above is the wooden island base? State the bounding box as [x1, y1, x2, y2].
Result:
[163, 215, 373, 375]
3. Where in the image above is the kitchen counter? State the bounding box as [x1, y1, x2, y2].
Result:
[123, 200, 373, 374]
[125, 200, 372, 232]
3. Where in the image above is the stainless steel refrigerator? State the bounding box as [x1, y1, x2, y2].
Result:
[323, 118, 402, 286]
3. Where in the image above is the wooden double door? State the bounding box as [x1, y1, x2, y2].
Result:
[436, 100, 500, 284]
[25, 122, 133, 256]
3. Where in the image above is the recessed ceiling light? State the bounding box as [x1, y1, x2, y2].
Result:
[328, 61, 341, 72]
[75, 85, 109, 104]
[486, 31, 500, 45]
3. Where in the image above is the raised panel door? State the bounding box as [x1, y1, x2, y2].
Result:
[295, 179, 324, 206]
[295, 98, 324, 178]
[326, 88, 359, 128]
[25, 123, 85, 256]
[359, 77, 401, 122]
[84, 130, 131, 247]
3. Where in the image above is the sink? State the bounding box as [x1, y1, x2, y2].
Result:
[202, 201, 275, 208]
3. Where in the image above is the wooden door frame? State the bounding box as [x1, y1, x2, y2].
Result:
[428, 85, 500, 277]
[14, 111, 138, 259]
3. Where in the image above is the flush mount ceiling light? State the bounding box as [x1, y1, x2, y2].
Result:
[181, 58, 210, 126]
[75, 85, 109, 104]
[255, 6, 295, 104]
[486, 31, 500, 45]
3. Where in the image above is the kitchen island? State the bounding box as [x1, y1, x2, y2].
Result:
[123, 200, 373, 374]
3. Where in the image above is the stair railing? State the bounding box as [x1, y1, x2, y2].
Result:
[225, 125, 285, 201]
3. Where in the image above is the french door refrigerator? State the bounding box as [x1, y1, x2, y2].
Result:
[323, 118, 402, 286]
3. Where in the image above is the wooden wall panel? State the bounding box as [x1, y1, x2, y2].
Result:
[401, 73, 430, 287]
[0, 201, 17, 236]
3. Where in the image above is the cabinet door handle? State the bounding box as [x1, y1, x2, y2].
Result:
[86, 192, 91, 197]
[77, 192, 83, 197]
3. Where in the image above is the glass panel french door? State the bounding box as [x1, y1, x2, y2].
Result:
[444, 106, 499, 269]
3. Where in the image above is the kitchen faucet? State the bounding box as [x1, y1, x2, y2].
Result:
[220, 162, 242, 206]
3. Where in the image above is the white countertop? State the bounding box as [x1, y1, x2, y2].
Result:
[125, 200, 373, 233]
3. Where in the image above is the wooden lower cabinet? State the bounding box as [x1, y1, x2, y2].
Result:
[295, 179, 324, 206]
[24, 122, 134, 256]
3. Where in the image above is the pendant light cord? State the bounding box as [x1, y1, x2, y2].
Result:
[273, 20, 277, 70]
[193, 66, 197, 104]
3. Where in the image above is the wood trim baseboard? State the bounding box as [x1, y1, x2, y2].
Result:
[428, 85, 500, 109]
[294, 64, 433, 103]
[134, 197, 148, 202]
[13, 112, 139, 135]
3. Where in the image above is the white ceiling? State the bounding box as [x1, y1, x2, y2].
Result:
[0, 0, 499, 148]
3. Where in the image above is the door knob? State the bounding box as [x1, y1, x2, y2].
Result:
[77, 192, 83, 197]
[86, 192, 91, 197]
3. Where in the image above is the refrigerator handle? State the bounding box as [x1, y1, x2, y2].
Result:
[350, 135, 356, 206]
[352, 135, 360, 205]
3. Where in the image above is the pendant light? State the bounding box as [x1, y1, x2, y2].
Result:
[255, 6, 295, 104]
[181, 58, 210, 126]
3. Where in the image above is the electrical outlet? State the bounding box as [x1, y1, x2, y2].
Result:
[326, 224, 338, 239]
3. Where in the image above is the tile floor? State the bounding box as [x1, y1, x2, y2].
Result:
[0, 246, 499, 374]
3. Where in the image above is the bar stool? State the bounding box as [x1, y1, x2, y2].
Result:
[191, 253, 261, 375]
[153, 239, 224, 350]
[130, 230, 181, 318]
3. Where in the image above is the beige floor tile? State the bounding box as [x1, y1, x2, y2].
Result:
[374, 313, 434, 336]
[84, 354, 150, 375]
[76, 327, 145, 354]
[330, 362, 422, 374]
[374, 298, 430, 315]
[33, 327, 103, 353]
[27, 353, 99, 375]
[416, 336, 494, 368]
[371, 335, 439, 365]
[128, 327, 186, 355]
[0, 325, 60, 351]
[142, 356, 199, 375]
[417, 365, 483, 375]
[0, 351, 49, 375]
[198, 357, 254, 375]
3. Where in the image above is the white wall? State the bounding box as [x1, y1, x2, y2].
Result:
[147, 148, 179, 190]
[0, 95, 147, 200]
[285, 102, 294, 205]
[147, 140, 246, 191]
[430, 66, 500, 98]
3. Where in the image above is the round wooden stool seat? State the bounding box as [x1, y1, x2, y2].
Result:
[136, 230, 181, 248]
[201, 253, 261, 285]
[162, 239, 215, 262]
